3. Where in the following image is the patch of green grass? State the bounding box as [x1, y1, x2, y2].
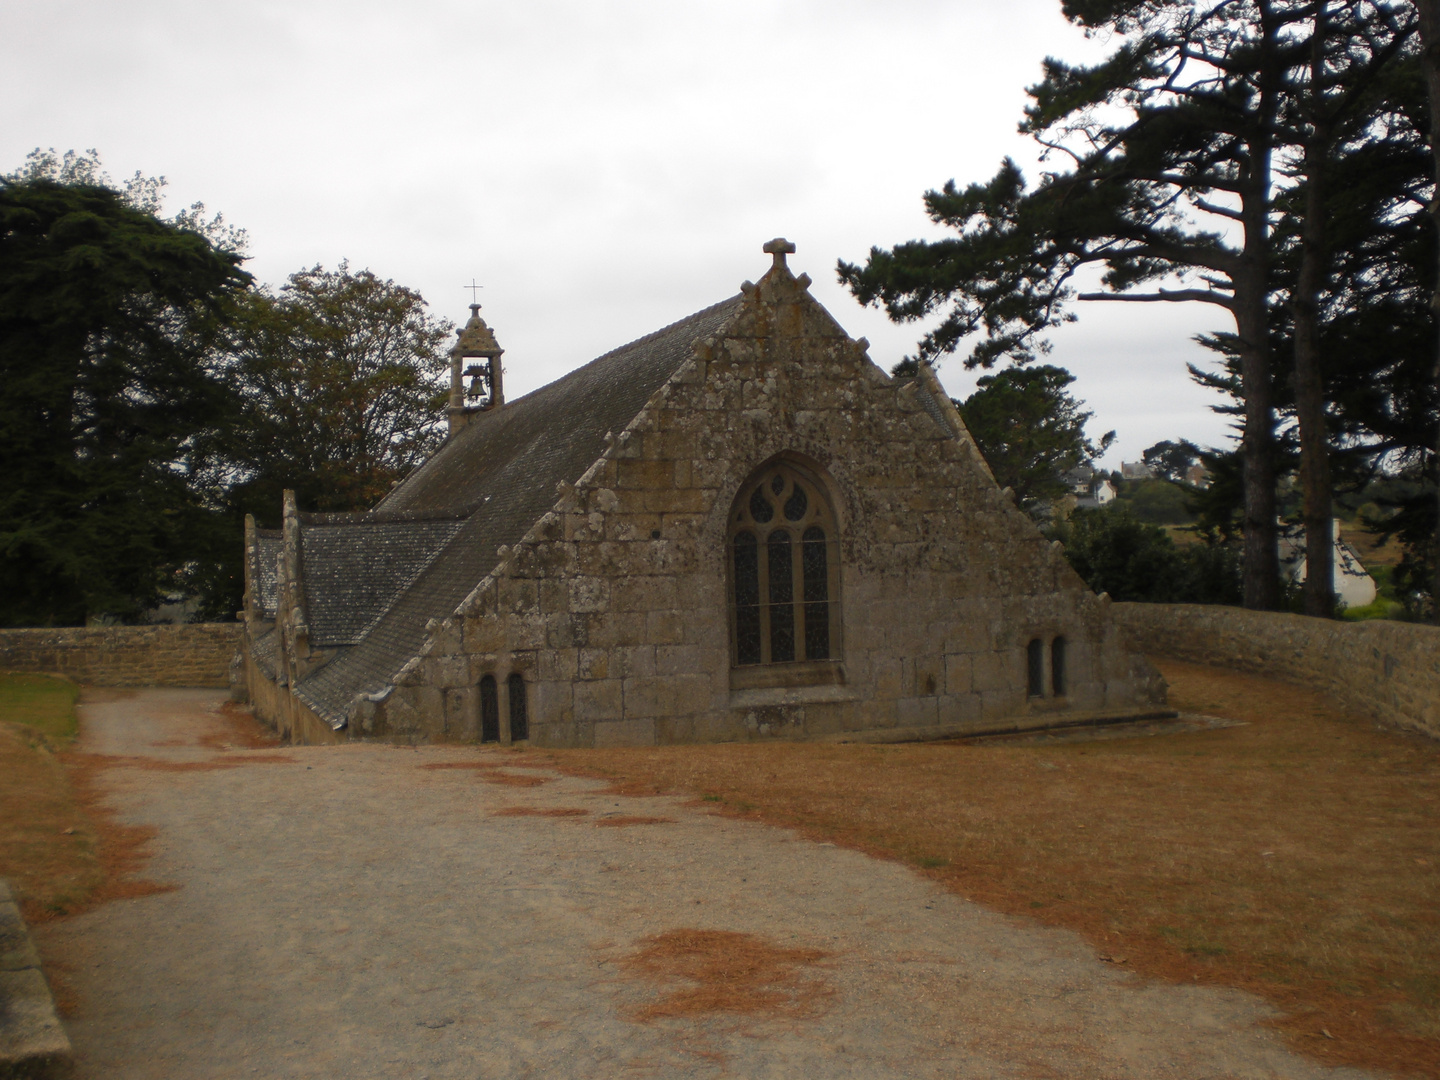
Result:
[916, 856, 949, 869]
[0, 673, 79, 743]
[702, 794, 724, 802]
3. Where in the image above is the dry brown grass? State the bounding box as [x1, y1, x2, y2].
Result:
[490, 806, 590, 818]
[536, 659, 1440, 1077]
[596, 815, 675, 828]
[618, 929, 831, 1022]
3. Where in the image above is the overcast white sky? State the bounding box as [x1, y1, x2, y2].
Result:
[2, 0, 1239, 466]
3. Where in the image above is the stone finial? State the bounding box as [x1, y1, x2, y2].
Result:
[763, 237, 796, 272]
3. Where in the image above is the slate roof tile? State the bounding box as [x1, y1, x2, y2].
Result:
[299, 519, 466, 646]
[251, 532, 282, 619]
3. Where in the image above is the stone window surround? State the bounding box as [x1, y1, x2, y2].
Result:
[1025, 633, 1071, 704]
[476, 662, 531, 744]
[727, 454, 844, 691]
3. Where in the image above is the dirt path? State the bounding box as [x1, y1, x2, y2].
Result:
[35, 689, 1382, 1079]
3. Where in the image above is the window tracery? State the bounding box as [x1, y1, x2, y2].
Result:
[729, 462, 839, 667]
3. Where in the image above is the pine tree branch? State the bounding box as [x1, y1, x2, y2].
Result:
[1077, 287, 1236, 309]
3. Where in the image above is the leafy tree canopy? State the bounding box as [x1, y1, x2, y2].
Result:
[219, 264, 453, 526]
[956, 364, 1114, 515]
[0, 156, 252, 625]
[1142, 439, 1204, 483]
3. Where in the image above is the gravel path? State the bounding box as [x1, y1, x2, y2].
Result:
[35, 688, 1381, 1079]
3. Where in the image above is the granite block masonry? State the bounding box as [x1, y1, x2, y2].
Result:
[1115, 602, 1440, 740]
[0, 624, 240, 689]
[242, 239, 1165, 747]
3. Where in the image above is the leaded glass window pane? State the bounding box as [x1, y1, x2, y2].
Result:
[802, 526, 829, 659]
[784, 483, 808, 521]
[767, 529, 795, 662]
[771, 473, 785, 495]
[749, 486, 774, 523]
[733, 531, 761, 665]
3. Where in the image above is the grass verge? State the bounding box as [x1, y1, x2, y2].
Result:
[536, 659, 1440, 1077]
[0, 674, 172, 926]
[0, 674, 100, 919]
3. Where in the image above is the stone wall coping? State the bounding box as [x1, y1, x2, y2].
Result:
[0, 879, 73, 1079]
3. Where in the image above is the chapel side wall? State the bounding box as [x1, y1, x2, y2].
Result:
[385, 274, 1162, 748]
[0, 624, 241, 687]
[1115, 602, 1440, 740]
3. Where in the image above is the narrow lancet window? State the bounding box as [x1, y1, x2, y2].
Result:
[480, 674, 499, 743]
[507, 673, 528, 741]
[733, 531, 762, 665]
[1051, 637, 1067, 697]
[1027, 639, 1045, 698]
[802, 526, 830, 660]
[767, 530, 795, 662]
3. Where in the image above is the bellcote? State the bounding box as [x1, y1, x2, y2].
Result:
[448, 302, 505, 434]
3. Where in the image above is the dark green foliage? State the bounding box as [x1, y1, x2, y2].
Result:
[1055, 506, 1242, 604]
[218, 264, 452, 528]
[1113, 478, 1197, 524]
[0, 175, 250, 625]
[955, 364, 1113, 515]
[1142, 440, 1203, 484]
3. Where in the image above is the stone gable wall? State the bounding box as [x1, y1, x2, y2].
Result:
[366, 269, 1163, 747]
[0, 624, 242, 688]
[1113, 603, 1440, 740]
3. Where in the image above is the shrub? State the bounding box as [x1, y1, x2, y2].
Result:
[1054, 506, 1242, 604]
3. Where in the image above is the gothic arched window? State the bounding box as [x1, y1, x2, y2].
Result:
[729, 462, 839, 666]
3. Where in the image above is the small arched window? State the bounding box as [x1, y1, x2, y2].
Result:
[507, 673, 528, 741]
[729, 462, 839, 666]
[479, 675, 499, 743]
[1051, 637, 1067, 697]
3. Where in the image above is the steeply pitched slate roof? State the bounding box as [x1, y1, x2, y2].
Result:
[251, 531, 282, 619]
[299, 519, 467, 646]
[294, 295, 742, 724]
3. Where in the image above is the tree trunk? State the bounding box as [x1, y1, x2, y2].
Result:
[1239, 0, 1282, 611]
[1294, 1, 1336, 618]
[1416, 0, 1440, 621]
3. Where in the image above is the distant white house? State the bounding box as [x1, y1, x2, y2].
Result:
[1065, 466, 1116, 510]
[1276, 519, 1378, 609]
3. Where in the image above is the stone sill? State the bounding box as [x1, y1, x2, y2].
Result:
[729, 683, 860, 709]
[729, 660, 845, 691]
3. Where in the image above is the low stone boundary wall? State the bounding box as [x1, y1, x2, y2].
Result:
[1114, 602, 1440, 740]
[0, 624, 241, 689]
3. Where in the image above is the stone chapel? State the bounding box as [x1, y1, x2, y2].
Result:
[239, 239, 1166, 746]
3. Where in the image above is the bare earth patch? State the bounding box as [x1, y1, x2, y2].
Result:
[619, 929, 832, 1022]
[490, 806, 590, 818]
